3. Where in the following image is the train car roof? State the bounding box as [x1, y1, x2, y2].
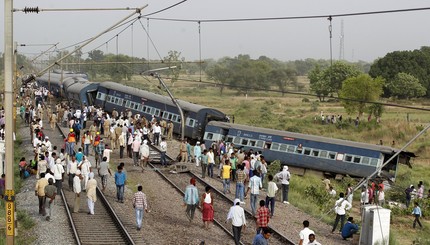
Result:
[37, 73, 87, 84]
[99, 81, 225, 114]
[207, 121, 415, 156]
[63, 78, 99, 93]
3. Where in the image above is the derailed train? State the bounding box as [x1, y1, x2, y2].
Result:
[35, 72, 228, 140]
[35, 72, 414, 179]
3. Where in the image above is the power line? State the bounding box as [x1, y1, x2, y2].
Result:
[143, 0, 189, 17]
[147, 7, 430, 23]
[157, 76, 430, 112]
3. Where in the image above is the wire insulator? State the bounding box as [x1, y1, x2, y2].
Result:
[23, 7, 40, 14]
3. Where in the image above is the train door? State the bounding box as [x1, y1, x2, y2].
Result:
[86, 89, 98, 106]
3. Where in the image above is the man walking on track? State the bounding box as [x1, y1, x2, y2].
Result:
[184, 177, 199, 222]
[132, 185, 148, 230]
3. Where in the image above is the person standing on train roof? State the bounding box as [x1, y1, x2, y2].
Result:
[73, 170, 83, 213]
[194, 141, 202, 167]
[184, 177, 199, 222]
[227, 198, 247, 245]
[275, 165, 291, 204]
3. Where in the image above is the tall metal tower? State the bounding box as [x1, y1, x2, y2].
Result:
[339, 19, 345, 60]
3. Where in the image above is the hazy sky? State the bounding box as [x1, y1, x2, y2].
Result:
[1, 0, 430, 63]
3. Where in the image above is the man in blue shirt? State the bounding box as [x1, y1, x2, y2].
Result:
[183, 178, 199, 222]
[341, 217, 359, 240]
[114, 164, 127, 203]
[252, 227, 272, 245]
[412, 202, 423, 228]
[75, 148, 84, 163]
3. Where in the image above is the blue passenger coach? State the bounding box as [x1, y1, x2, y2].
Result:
[204, 121, 413, 179]
[95, 81, 228, 140]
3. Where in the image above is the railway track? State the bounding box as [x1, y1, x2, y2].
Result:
[56, 124, 136, 245]
[148, 144, 296, 245]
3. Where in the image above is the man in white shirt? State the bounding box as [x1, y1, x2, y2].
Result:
[227, 199, 246, 245]
[299, 220, 314, 245]
[332, 192, 352, 233]
[160, 138, 167, 167]
[153, 122, 161, 146]
[53, 159, 65, 194]
[140, 140, 150, 171]
[73, 170, 82, 213]
[67, 156, 78, 191]
[308, 234, 322, 245]
[245, 170, 262, 216]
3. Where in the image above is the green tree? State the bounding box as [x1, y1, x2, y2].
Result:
[322, 61, 361, 95]
[308, 65, 329, 101]
[385, 72, 426, 99]
[205, 57, 234, 95]
[268, 67, 297, 96]
[163, 50, 182, 86]
[369, 47, 430, 97]
[102, 54, 133, 82]
[339, 74, 384, 117]
[88, 50, 104, 62]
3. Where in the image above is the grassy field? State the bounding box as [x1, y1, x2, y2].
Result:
[126, 74, 430, 244]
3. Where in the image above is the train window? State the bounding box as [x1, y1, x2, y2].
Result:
[320, 151, 328, 158]
[241, 139, 249, 145]
[353, 156, 361, 163]
[345, 155, 353, 162]
[228, 137, 235, 143]
[150, 108, 155, 115]
[106, 95, 110, 101]
[271, 143, 280, 151]
[134, 104, 139, 110]
[256, 141, 264, 148]
[97, 92, 101, 99]
[168, 114, 172, 120]
[205, 133, 214, 140]
[126, 101, 131, 108]
[361, 157, 370, 165]
[296, 147, 303, 154]
[312, 150, 319, 157]
[279, 144, 287, 152]
[121, 99, 125, 106]
[328, 152, 336, 160]
[178, 118, 181, 123]
[155, 109, 160, 116]
[303, 148, 311, 155]
[370, 159, 378, 166]
[115, 98, 119, 104]
[249, 140, 256, 147]
[146, 107, 151, 113]
[287, 145, 295, 153]
[110, 96, 115, 103]
[186, 118, 195, 127]
[172, 115, 178, 122]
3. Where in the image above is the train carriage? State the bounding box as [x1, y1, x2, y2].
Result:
[204, 121, 414, 179]
[95, 81, 228, 139]
[62, 78, 99, 109]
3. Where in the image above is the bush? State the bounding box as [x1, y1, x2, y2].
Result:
[310, 101, 319, 112]
[302, 98, 310, 103]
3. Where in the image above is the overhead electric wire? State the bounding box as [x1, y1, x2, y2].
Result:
[146, 6, 430, 23]
[142, 0, 188, 17]
[138, 18, 164, 61]
[56, 16, 140, 52]
[154, 76, 430, 112]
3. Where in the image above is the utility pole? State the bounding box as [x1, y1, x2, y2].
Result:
[4, 0, 16, 244]
[145, 66, 185, 141]
[339, 19, 345, 60]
